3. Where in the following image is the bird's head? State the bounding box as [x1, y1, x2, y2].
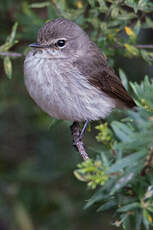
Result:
[29, 18, 89, 59]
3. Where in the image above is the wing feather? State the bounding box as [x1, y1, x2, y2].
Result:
[73, 42, 135, 108]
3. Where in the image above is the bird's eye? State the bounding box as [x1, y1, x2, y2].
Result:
[56, 40, 66, 47]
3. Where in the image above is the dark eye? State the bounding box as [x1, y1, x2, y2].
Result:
[57, 40, 66, 47]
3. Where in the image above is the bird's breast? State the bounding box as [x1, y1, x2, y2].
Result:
[24, 52, 116, 121]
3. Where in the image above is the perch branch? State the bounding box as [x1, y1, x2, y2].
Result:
[71, 122, 89, 161]
[0, 51, 22, 57]
[135, 44, 153, 49]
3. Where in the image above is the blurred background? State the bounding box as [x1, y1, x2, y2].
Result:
[0, 0, 152, 229]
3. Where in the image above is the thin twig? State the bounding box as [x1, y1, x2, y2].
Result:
[135, 45, 153, 49]
[71, 122, 89, 161]
[0, 51, 22, 57]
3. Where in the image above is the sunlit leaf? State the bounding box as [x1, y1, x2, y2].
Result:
[119, 68, 129, 91]
[124, 43, 139, 56]
[4, 56, 12, 79]
[29, 2, 50, 8]
[0, 22, 18, 52]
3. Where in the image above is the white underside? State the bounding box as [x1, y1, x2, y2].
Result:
[24, 51, 116, 121]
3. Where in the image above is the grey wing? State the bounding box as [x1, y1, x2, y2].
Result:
[73, 47, 135, 108]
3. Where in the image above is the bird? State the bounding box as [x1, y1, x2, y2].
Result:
[24, 18, 135, 158]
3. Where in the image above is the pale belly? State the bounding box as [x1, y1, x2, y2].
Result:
[24, 53, 116, 121]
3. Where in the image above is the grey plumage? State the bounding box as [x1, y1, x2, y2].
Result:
[24, 18, 135, 122]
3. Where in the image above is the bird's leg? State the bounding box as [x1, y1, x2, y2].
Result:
[79, 120, 89, 140]
[70, 121, 89, 161]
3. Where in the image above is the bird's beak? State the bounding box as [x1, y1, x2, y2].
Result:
[29, 43, 42, 48]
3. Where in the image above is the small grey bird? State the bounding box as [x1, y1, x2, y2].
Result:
[24, 18, 135, 154]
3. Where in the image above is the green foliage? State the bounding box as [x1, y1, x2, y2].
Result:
[130, 76, 153, 112]
[75, 76, 153, 230]
[74, 159, 109, 189]
[95, 122, 113, 148]
[0, 22, 18, 52]
[0, 22, 18, 79]
[3, 56, 12, 79]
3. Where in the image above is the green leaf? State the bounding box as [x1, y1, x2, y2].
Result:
[84, 189, 106, 209]
[136, 210, 142, 230]
[117, 202, 140, 212]
[111, 172, 134, 194]
[73, 170, 87, 182]
[119, 68, 129, 91]
[143, 209, 151, 230]
[97, 0, 108, 12]
[97, 199, 117, 211]
[130, 76, 153, 112]
[6, 22, 18, 44]
[144, 17, 153, 29]
[111, 121, 133, 142]
[4, 56, 12, 79]
[117, 11, 136, 21]
[107, 150, 146, 173]
[111, 7, 119, 18]
[133, 20, 141, 36]
[88, 0, 95, 7]
[0, 22, 18, 52]
[29, 2, 50, 8]
[124, 43, 139, 56]
[125, 0, 138, 13]
[100, 152, 110, 168]
[140, 50, 153, 65]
